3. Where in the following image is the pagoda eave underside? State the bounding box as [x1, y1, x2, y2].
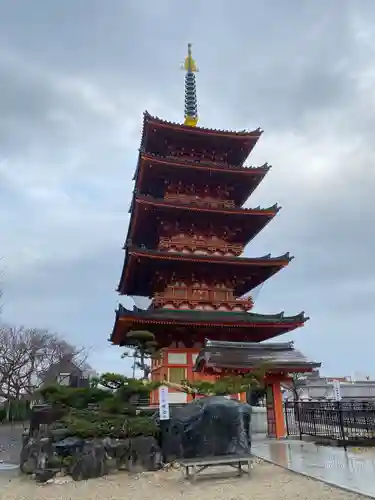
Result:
[118, 249, 291, 296]
[128, 197, 279, 247]
[135, 154, 270, 206]
[141, 112, 263, 167]
[196, 363, 320, 376]
[110, 316, 306, 348]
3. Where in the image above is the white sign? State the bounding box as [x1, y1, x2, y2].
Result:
[158, 385, 170, 420]
[332, 380, 342, 401]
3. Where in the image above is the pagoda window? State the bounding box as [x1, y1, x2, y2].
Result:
[214, 289, 228, 301]
[174, 280, 185, 287]
[173, 287, 187, 298]
[192, 285, 209, 300]
[168, 353, 187, 364]
[168, 367, 187, 384]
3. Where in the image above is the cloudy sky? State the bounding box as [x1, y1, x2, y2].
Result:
[1, 1, 375, 378]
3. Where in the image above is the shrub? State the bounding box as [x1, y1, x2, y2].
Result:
[39, 374, 159, 439]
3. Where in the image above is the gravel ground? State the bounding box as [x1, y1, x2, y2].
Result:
[0, 460, 369, 500]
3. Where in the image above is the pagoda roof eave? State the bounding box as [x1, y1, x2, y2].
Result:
[133, 154, 271, 208]
[126, 246, 292, 265]
[134, 195, 280, 217]
[117, 246, 293, 296]
[110, 305, 309, 347]
[116, 304, 308, 324]
[138, 152, 271, 176]
[141, 111, 263, 142]
[126, 195, 280, 248]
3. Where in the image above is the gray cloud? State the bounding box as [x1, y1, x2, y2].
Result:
[1, 0, 375, 378]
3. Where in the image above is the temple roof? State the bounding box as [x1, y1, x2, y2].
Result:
[140, 112, 263, 167]
[118, 305, 307, 323]
[117, 247, 292, 296]
[134, 154, 271, 207]
[194, 339, 321, 374]
[110, 305, 309, 347]
[126, 195, 280, 249]
[141, 111, 262, 140]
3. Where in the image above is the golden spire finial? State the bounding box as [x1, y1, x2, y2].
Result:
[182, 43, 199, 127]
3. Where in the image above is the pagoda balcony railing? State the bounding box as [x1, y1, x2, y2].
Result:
[163, 193, 235, 209]
[158, 237, 243, 257]
[152, 289, 253, 312]
[165, 152, 236, 168]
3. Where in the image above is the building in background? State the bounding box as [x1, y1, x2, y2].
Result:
[42, 357, 96, 389]
[284, 374, 375, 401]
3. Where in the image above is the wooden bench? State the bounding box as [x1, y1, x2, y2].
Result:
[179, 454, 252, 481]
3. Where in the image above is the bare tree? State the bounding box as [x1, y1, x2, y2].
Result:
[0, 325, 87, 401]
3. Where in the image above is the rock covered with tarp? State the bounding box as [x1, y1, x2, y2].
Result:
[160, 396, 252, 461]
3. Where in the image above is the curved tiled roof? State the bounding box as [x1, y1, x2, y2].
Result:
[117, 246, 294, 297]
[141, 111, 263, 141]
[133, 194, 281, 216]
[137, 152, 271, 175]
[194, 338, 320, 373]
[126, 246, 293, 265]
[116, 303, 308, 325]
[110, 306, 309, 346]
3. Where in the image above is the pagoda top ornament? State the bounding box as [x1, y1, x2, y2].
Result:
[181, 43, 199, 127]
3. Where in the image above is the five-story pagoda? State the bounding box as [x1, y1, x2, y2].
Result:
[111, 44, 312, 422]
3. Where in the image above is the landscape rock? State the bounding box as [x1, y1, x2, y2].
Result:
[20, 437, 53, 475]
[126, 436, 162, 472]
[70, 440, 108, 481]
[103, 437, 131, 469]
[53, 436, 84, 456]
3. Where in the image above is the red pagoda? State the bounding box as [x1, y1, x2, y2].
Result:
[111, 44, 319, 438]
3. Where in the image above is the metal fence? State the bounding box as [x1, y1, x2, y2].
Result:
[284, 401, 375, 449]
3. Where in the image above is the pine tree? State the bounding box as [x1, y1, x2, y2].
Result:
[122, 331, 159, 380]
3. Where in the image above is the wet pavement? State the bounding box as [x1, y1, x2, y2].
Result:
[252, 439, 375, 498]
[0, 424, 23, 465]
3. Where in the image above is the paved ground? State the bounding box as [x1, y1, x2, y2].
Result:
[252, 438, 375, 498]
[0, 424, 23, 464]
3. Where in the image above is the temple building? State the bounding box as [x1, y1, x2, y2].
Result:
[110, 44, 320, 438]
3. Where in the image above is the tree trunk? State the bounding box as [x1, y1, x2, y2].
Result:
[140, 352, 148, 380]
[291, 378, 300, 401]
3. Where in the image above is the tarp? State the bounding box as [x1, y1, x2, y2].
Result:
[160, 396, 252, 461]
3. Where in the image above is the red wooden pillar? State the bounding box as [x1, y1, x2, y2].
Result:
[265, 378, 286, 439]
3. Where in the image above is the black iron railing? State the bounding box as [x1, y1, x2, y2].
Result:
[284, 401, 375, 449]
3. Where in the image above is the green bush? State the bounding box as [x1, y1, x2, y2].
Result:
[55, 408, 158, 439]
[39, 385, 113, 409]
[40, 374, 159, 439]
